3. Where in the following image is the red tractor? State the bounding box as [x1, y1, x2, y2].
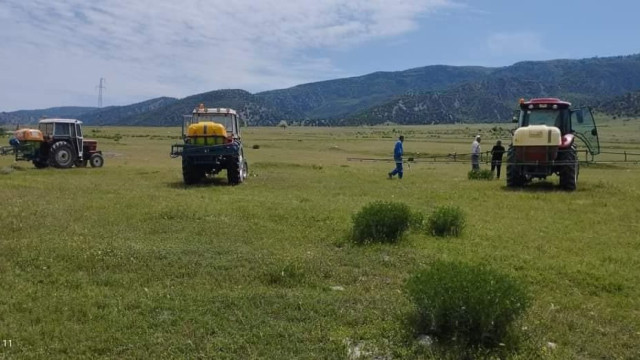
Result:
[4, 118, 104, 168]
[507, 98, 600, 190]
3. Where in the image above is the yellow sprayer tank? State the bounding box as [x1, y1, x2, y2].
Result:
[14, 129, 44, 142]
[513, 125, 561, 163]
[186, 122, 227, 145]
[513, 125, 561, 147]
[12, 129, 43, 156]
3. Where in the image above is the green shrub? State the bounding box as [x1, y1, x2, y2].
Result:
[468, 169, 494, 180]
[352, 201, 411, 244]
[427, 205, 465, 237]
[406, 261, 530, 346]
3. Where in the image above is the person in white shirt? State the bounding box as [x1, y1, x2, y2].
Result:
[471, 135, 481, 171]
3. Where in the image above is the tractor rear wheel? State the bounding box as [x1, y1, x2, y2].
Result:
[227, 157, 246, 185]
[506, 147, 525, 187]
[182, 161, 203, 185]
[89, 154, 104, 168]
[558, 145, 578, 191]
[49, 141, 75, 168]
[241, 161, 248, 182]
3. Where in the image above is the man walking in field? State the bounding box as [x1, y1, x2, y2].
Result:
[490, 140, 506, 179]
[471, 135, 481, 171]
[388, 135, 404, 179]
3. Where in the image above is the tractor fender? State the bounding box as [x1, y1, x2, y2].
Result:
[559, 134, 575, 149]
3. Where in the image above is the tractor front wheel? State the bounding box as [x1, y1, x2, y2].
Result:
[75, 159, 88, 167]
[89, 154, 104, 168]
[49, 141, 75, 168]
[506, 147, 525, 187]
[558, 145, 578, 191]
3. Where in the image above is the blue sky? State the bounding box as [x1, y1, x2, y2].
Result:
[1, 0, 639, 111]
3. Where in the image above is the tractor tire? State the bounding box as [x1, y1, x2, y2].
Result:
[242, 161, 248, 182]
[33, 160, 49, 169]
[506, 147, 525, 187]
[227, 157, 247, 185]
[75, 159, 88, 167]
[558, 145, 578, 191]
[182, 161, 203, 185]
[89, 154, 104, 168]
[49, 141, 75, 168]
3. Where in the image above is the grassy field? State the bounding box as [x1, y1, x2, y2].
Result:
[1, 120, 640, 359]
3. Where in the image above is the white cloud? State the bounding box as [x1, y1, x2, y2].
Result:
[487, 32, 548, 57]
[0, 0, 456, 110]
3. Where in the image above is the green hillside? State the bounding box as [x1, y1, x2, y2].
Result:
[0, 106, 97, 125]
[346, 77, 559, 125]
[597, 90, 640, 117]
[350, 55, 640, 125]
[255, 65, 494, 119]
[2, 54, 640, 126]
[112, 89, 291, 126]
[79, 97, 178, 125]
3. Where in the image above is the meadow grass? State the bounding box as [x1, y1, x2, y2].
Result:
[1, 122, 639, 359]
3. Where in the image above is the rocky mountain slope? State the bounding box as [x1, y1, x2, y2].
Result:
[2, 54, 639, 126]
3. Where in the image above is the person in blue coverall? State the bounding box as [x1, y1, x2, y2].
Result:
[9, 137, 20, 147]
[388, 135, 404, 179]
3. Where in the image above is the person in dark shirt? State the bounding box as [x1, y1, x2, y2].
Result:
[490, 140, 506, 179]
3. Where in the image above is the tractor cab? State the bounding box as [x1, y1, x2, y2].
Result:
[181, 105, 242, 142]
[38, 119, 86, 161]
[515, 98, 600, 155]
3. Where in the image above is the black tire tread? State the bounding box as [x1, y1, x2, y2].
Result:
[33, 160, 49, 169]
[49, 141, 75, 168]
[182, 161, 203, 185]
[558, 145, 578, 191]
[227, 157, 242, 185]
[506, 147, 525, 187]
[89, 154, 104, 168]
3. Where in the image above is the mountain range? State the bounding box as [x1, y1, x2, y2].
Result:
[1, 54, 639, 127]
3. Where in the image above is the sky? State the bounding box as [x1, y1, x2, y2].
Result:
[1, 0, 639, 111]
